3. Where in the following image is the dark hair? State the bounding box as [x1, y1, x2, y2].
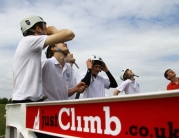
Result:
[93, 60, 102, 66]
[164, 69, 170, 80]
[24, 22, 44, 36]
[46, 45, 55, 58]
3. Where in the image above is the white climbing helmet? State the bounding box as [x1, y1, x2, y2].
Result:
[90, 55, 103, 62]
[120, 69, 128, 81]
[20, 15, 46, 35]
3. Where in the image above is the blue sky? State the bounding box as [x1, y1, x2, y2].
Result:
[1, 0, 179, 98]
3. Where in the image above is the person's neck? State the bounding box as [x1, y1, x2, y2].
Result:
[54, 53, 66, 68]
[171, 77, 178, 84]
[130, 76, 135, 81]
[92, 74, 97, 78]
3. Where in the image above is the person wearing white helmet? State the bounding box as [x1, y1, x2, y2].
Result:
[12, 15, 75, 104]
[78, 55, 118, 98]
[113, 69, 140, 95]
[41, 44, 86, 101]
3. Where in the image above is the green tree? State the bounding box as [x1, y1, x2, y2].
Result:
[0, 98, 8, 104]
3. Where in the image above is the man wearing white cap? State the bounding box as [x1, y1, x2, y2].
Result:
[78, 55, 118, 98]
[113, 69, 140, 95]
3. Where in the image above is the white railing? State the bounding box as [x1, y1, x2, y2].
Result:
[5, 90, 179, 138]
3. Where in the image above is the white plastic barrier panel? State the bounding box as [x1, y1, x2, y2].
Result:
[6, 90, 179, 138]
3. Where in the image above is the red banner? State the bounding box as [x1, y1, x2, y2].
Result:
[26, 96, 179, 138]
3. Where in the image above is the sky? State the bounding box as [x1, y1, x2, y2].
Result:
[1, 0, 179, 99]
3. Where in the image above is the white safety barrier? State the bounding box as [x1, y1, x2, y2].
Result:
[5, 90, 179, 138]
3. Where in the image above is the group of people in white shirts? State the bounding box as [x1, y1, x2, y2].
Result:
[12, 15, 140, 103]
[12, 15, 140, 138]
[12, 15, 140, 104]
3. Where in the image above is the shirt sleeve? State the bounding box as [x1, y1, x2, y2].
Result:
[116, 80, 130, 92]
[28, 35, 48, 52]
[167, 84, 171, 90]
[103, 77, 111, 89]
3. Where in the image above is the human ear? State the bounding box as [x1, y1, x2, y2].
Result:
[51, 46, 56, 51]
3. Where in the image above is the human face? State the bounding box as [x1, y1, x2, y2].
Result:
[92, 64, 102, 75]
[126, 69, 134, 76]
[55, 43, 69, 54]
[43, 23, 47, 35]
[36, 23, 47, 35]
[167, 69, 176, 80]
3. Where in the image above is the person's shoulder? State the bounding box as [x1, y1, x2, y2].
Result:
[97, 75, 106, 79]
[23, 35, 48, 42]
[120, 79, 131, 85]
[167, 82, 172, 90]
[167, 81, 172, 85]
[126, 79, 133, 82]
[41, 58, 53, 65]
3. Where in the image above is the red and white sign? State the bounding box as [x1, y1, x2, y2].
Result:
[26, 96, 179, 138]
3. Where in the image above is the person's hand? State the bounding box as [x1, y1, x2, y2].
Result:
[101, 62, 109, 72]
[76, 82, 88, 93]
[86, 58, 92, 69]
[46, 26, 58, 35]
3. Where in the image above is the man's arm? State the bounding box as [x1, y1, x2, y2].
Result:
[106, 71, 118, 88]
[75, 59, 92, 99]
[44, 26, 75, 48]
[81, 69, 92, 86]
[113, 89, 120, 96]
[102, 62, 118, 88]
[68, 82, 87, 97]
[81, 59, 93, 86]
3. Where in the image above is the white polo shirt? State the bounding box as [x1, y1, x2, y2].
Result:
[68, 68, 77, 100]
[81, 73, 110, 98]
[12, 35, 48, 101]
[42, 57, 74, 101]
[116, 79, 140, 94]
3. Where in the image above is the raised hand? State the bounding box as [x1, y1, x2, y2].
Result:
[46, 26, 58, 35]
[101, 62, 109, 72]
[86, 58, 93, 69]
